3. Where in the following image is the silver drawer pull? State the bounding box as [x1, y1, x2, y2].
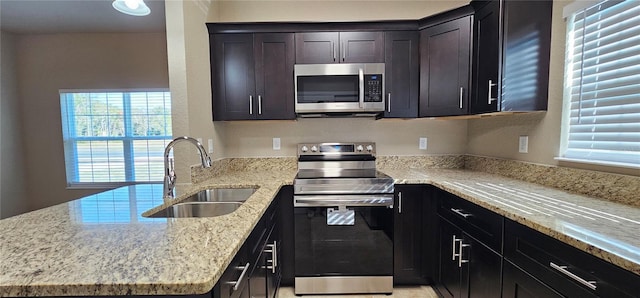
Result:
[488, 79, 497, 104]
[452, 235, 461, 260]
[458, 243, 470, 268]
[451, 208, 472, 218]
[550, 262, 597, 291]
[226, 262, 250, 291]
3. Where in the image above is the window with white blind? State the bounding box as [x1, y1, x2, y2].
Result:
[60, 90, 172, 188]
[560, 0, 640, 168]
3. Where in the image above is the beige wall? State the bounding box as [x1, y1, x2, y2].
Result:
[466, 1, 637, 176]
[220, 118, 467, 157]
[16, 32, 169, 211]
[165, 1, 226, 184]
[1, 31, 29, 218]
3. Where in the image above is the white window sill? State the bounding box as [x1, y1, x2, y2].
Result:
[66, 181, 161, 190]
[554, 157, 640, 171]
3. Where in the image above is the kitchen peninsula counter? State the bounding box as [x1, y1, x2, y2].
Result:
[1, 161, 638, 297]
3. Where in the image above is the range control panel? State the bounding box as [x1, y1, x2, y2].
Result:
[298, 142, 376, 156]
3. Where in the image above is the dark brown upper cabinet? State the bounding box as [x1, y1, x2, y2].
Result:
[211, 33, 295, 121]
[295, 32, 385, 64]
[419, 15, 472, 117]
[384, 31, 419, 118]
[471, 0, 552, 114]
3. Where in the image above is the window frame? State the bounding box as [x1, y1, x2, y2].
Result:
[60, 89, 172, 189]
[558, 0, 640, 170]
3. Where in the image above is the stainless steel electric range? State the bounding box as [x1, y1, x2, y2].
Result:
[293, 142, 394, 295]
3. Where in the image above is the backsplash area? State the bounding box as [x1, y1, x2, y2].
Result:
[191, 155, 639, 207]
[465, 155, 640, 207]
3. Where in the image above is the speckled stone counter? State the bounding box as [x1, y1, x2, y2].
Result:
[1, 157, 638, 297]
[0, 169, 297, 297]
[382, 167, 640, 276]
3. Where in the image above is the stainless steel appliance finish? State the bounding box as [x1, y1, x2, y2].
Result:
[293, 142, 394, 295]
[294, 64, 385, 115]
[295, 276, 394, 295]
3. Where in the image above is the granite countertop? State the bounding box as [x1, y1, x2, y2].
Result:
[383, 167, 640, 276]
[1, 165, 639, 297]
[0, 169, 297, 297]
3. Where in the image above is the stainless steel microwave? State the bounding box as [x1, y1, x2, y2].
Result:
[294, 63, 385, 115]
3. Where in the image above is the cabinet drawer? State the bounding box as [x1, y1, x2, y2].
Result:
[504, 219, 640, 297]
[437, 190, 503, 252]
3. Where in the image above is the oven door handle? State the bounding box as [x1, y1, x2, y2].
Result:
[294, 195, 393, 207]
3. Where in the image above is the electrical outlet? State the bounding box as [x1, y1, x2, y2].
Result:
[273, 138, 281, 150]
[519, 136, 529, 153]
[208, 139, 214, 153]
[419, 137, 428, 150]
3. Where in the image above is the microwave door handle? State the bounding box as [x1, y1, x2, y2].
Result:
[359, 68, 364, 109]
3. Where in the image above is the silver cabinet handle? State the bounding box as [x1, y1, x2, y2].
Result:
[488, 79, 497, 104]
[332, 42, 336, 62]
[226, 262, 250, 291]
[358, 68, 364, 108]
[550, 262, 597, 291]
[458, 242, 470, 267]
[451, 208, 472, 218]
[266, 242, 277, 273]
[258, 95, 262, 115]
[452, 235, 461, 260]
[249, 95, 253, 115]
[342, 41, 346, 62]
[398, 192, 402, 214]
[387, 93, 391, 113]
[459, 87, 464, 109]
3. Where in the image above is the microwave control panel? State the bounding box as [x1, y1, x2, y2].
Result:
[364, 74, 383, 102]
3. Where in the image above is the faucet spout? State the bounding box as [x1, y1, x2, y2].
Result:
[163, 136, 212, 199]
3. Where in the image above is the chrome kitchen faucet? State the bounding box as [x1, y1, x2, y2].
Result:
[163, 136, 212, 199]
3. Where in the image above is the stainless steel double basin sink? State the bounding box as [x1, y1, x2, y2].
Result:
[145, 187, 257, 218]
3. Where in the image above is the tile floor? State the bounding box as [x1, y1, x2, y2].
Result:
[277, 286, 439, 298]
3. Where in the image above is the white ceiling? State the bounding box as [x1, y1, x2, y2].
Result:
[0, 0, 166, 34]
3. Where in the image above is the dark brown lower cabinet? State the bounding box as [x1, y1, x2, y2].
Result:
[394, 185, 427, 284]
[504, 219, 639, 298]
[437, 218, 501, 298]
[503, 261, 563, 298]
[213, 187, 292, 298]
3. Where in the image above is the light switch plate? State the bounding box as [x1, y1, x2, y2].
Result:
[419, 137, 428, 150]
[519, 135, 529, 153]
[273, 138, 281, 150]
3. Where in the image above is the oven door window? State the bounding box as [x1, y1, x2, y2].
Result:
[294, 206, 393, 276]
[296, 75, 359, 103]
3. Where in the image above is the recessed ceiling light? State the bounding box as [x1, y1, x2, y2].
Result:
[112, 0, 151, 16]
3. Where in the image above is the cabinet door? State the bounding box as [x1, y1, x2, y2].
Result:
[384, 31, 419, 118]
[295, 32, 339, 64]
[470, 1, 500, 114]
[503, 261, 563, 298]
[265, 227, 280, 298]
[339, 32, 385, 63]
[394, 186, 425, 284]
[420, 16, 471, 117]
[277, 186, 295, 286]
[212, 34, 256, 120]
[462, 236, 502, 298]
[501, 0, 552, 111]
[254, 33, 296, 120]
[437, 219, 462, 298]
[249, 252, 267, 298]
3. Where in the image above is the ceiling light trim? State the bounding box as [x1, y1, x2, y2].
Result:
[112, 0, 151, 17]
